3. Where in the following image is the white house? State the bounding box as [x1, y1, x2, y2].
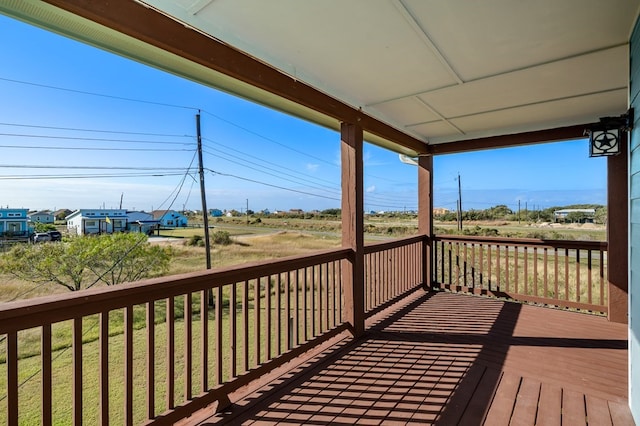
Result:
[151, 210, 188, 227]
[66, 209, 128, 235]
[553, 208, 596, 223]
[28, 210, 55, 224]
[0, 208, 30, 240]
[126, 211, 159, 234]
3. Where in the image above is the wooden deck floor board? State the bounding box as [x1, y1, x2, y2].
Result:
[483, 372, 520, 425]
[586, 395, 614, 426]
[562, 389, 587, 425]
[510, 377, 540, 425]
[185, 290, 632, 426]
[536, 382, 562, 426]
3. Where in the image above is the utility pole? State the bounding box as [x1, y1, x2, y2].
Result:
[518, 200, 521, 224]
[457, 173, 463, 231]
[246, 199, 249, 225]
[196, 112, 211, 270]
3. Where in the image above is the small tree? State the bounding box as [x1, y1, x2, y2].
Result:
[0, 233, 172, 291]
[86, 233, 171, 287]
[33, 222, 57, 232]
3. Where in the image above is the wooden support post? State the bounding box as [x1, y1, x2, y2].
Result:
[607, 137, 628, 323]
[341, 122, 365, 337]
[418, 155, 434, 290]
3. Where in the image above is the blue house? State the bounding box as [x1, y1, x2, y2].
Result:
[152, 210, 188, 227]
[126, 211, 160, 234]
[0, 208, 30, 240]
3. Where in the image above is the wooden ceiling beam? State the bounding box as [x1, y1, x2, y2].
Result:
[427, 124, 591, 155]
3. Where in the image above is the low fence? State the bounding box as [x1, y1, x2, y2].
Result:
[433, 235, 608, 313]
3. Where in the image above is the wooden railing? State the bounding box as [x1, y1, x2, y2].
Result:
[433, 235, 608, 313]
[0, 233, 610, 424]
[0, 248, 350, 425]
[364, 235, 426, 315]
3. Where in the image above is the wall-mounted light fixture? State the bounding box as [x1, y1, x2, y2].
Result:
[585, 109, 633, 157]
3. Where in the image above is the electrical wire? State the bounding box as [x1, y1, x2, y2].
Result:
[0, 132, 193, 146]
[0, 76, 198, 111]
[206, 168, 340, 201]
[0, 144, 193, 152]
[0, 172, 188, 180]
[0, 121, 193, 138]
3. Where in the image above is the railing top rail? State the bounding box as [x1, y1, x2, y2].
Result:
[0, 247, 351, 333]
[364, 234, 426, 254]
[433, 234, 607, 250]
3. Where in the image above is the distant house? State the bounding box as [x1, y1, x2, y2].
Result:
[126, 211, 159, 234]
[553, 208, 596, 223]
[66, 209, 128, 235]
[433, 207, 450, 216]
[151, 210, 188, 227]
[209, 209, 224, 217]
[53, 208, 73, 221]
[29, 210, 55, 224]
[0, 208, 30, 240]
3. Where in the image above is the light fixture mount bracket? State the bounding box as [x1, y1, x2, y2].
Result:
[585, 109, 633, 157]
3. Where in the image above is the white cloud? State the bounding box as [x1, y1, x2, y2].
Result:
[306, 163, 319, 172]
[366, 185, 376, 193]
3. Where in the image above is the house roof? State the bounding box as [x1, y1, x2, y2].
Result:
[151, 210, 184, 219]
[1, 1, 638, 155]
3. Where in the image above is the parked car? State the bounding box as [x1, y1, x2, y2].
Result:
[32, 232, 52, 243]
[47, 230, 62, 241]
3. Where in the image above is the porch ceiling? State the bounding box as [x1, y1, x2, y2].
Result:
[1, 0, 639, 154]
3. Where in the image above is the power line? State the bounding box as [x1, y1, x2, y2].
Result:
[201, 109, 338, 168]
[203, 149, 340, 197]
[0, 165, 192, 170]
[0, 172, 188, 180]
[0, 121, 194, 138]
[0, 144, 193, 152]
[0, 132, 193, 146]
[0, 76, 198, 111]
[206, 168, 340, 201]
[202, 137, 340, 188]
[203, 140, 418, 205]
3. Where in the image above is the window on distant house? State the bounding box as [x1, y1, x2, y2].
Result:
[85, 220, 96, 227]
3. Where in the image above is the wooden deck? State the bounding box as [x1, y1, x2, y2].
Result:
[184, 290, 633, 425]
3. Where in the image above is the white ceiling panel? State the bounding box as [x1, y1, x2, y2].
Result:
[408, 120, 463, 140]
[369, 97, 441, 129]
[145, 0, 460, 108]
[403, 0, 638, 81]
[418, 46, 629, 119]
[443, 89, 628, 144]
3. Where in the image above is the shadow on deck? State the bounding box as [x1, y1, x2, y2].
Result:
[185, 290, 632, 425]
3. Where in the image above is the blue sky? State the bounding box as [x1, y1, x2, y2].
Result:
[0, 14, 607, 214]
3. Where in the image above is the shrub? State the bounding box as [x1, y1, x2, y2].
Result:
[185, 235, 203, 246]
[212, 230, 232, 245]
